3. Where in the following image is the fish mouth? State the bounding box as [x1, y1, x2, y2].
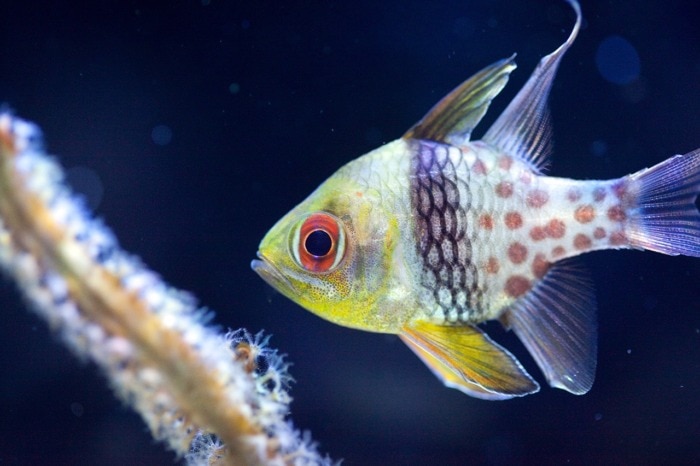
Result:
[251, 251, 297, 295]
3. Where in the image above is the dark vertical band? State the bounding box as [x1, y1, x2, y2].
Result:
[410, 140, 481, 321]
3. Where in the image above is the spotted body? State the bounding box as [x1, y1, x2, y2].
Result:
[407, 138, 628, 324]
[252, 0, 700, 399]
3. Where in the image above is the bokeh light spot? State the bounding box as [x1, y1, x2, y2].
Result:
[151, 124, 173, 146]
[70, 402, 84, 417]
[595, 35, 640, 85]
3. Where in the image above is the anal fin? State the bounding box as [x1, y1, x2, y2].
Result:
[502, 259, 597, 395]
[399, 321, 539, 400]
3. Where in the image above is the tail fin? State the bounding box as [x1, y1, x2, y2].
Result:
[627, 149, 700, 256]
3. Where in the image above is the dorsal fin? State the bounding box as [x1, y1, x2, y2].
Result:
[403, 56, 517, 146]
[483, 0, 582, 172]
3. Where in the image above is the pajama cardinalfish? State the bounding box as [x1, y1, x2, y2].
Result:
[251, 0, 700, 399]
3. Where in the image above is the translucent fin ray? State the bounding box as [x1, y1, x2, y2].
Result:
[627, 148, 700, 256]
[403, 56, 517, 146]
[399, 321, 539, 400]
[483, 0, 582, 172]
[502, 259, 596, 395]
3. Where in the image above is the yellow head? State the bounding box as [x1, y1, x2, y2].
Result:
[252, 141, 414, 333]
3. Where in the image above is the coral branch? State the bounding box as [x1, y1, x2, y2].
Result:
[0, 113, 328, 465]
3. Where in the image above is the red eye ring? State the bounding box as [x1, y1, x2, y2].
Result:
[292, 212, 346, 273]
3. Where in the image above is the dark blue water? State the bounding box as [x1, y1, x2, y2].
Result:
[1, 1, 699, 464]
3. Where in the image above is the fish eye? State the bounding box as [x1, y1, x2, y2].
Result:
[305, 230, 333, 257]
[291, 212, 346, 273]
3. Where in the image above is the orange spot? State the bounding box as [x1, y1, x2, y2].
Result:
[355, 191, 363, 197]
[607, 205, 626, 222]
[504, 211, 523, 230]
[593, 187, 607, 202]
[479, 214, 494, 230]
[574, 233, 592, 250]
[530, 226, 546, 241]
[519, 172, 533, 185]
[508, 242, 528, 264]
[498, 155, 513, 170]
[612, 180, 628, 199]
[567, 188, 582, 203]
[532, 253, 550, 279]
[609, 231, 628, 246]
[472, 159, 487, 175]
[594, 227, 606, 239]
[485, 257, 500, 274]
[552, 246, 566, 258]
[526, 189, 549, 208]
[505, 275, 531, 298]
[574, 205, 596, 224]
[495, 181, 513, 198]
[545, 219, 566, 239]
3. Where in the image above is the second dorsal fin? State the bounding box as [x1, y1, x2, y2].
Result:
[403, 55, 516, 146]
[483, 0, 582, 172]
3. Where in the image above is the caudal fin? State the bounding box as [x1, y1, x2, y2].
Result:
[627, 149, 700, 256]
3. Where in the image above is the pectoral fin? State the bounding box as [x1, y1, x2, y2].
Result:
[399, 321, 539, 400]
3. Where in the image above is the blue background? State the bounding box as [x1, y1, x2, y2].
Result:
[1, 1, 699, 464]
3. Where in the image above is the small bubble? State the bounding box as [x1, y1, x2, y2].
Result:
[595, 35, 641, 85]
[201, 0, 210, 5]
[70, 402, 84, 417]
[228, 82, 240, 94]
[627, 349, 632, 355]
[151, 124, 172, 146]
[241, 19, 251, 30]
[594, 413, 603, 421]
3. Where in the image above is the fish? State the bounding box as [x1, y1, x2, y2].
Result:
[251, 0, 700, 399]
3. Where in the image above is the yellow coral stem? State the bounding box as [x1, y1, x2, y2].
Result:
[0, 117, 284, 465]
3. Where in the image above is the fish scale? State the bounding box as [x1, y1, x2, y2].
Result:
[252, 0, 700, 399]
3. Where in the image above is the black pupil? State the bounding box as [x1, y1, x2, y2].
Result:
[305, 230, 333, 257]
